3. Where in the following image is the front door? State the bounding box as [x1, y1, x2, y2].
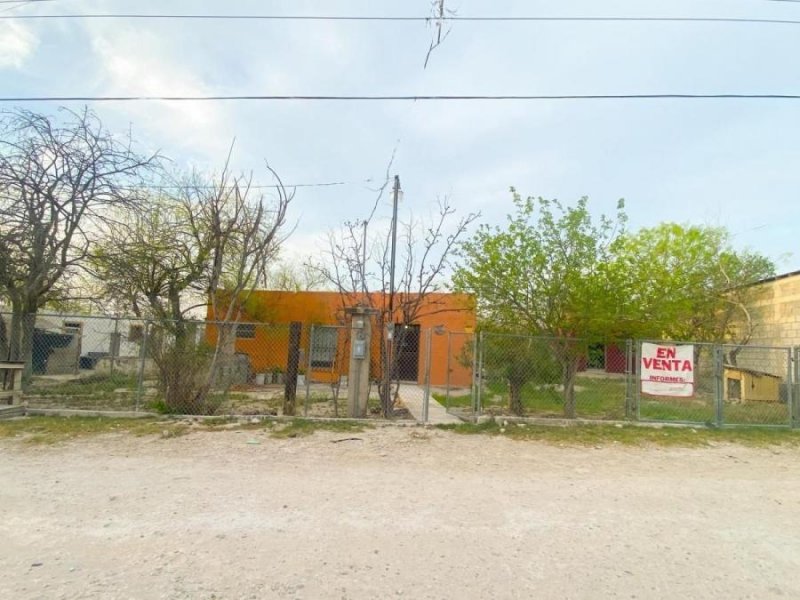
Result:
[394, 324, 421, 381]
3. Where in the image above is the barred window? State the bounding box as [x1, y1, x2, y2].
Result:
[236, 323, 257, 339]
[311, 327, 338, 368]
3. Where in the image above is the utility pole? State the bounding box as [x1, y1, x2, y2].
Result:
[385, 175, 401, 418]
[388, 175, 401, 319]
[361, 219, 368, 295]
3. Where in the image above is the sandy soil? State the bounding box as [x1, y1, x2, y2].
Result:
[1, 427, 799, 600]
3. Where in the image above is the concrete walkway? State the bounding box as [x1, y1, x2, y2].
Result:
[397, 383, 463, 425]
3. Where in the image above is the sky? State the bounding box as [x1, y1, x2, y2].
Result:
[1, 0, 799, 274]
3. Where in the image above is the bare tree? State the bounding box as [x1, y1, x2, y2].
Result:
[194, 155, 293, 408]
[0, 107, 157, 377]
[310, 168, 479, 417]
[266, 261, 326, 292]
[93, 146, 292, 413]
[424, 0, 455, 68]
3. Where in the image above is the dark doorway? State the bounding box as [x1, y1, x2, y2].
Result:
[394, 324, 421, 381]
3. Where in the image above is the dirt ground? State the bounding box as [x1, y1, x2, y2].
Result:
[1, 427, 799, 600]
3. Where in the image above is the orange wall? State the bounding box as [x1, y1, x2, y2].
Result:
[206, 291, 475, 387]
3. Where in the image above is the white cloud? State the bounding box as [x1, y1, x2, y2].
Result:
[0, 22, 38, 69]
[87, 26, 234, 160]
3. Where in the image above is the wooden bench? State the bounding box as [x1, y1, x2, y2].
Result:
[0, 361, 25, 406]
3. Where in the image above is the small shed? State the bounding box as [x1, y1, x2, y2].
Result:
[723, 365, 782, 403]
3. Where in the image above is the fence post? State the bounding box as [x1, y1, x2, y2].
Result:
[445, 331, 452, 412]
[789, 346, 800, 427]
[134, 320, 150, 413]
[422, 328, 433, 424]
[110, 317, 120, 377]
[625, 339, 634, 420]
[304, 324, 314, 418]
[470, 332, 479, 420]
[786, 347, 794, 429]
[635, 340, 642, 421]
[476, 330, 485, 416]
[284, 322, 302, 417]
[714, 345, 724, 427]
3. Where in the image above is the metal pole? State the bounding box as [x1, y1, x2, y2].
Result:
[635, 340, 642, 421]
[384, 175, 401, 418]
[111, 317, 119, 376]
[476, 330, 484, 415]
[388, 175, 400, 318]
[714, 345, 724, 427]
[134, 320, 150, 413]
[445, 331, 452, 411]
[795, 347, 800, 428]
[305, 325, 314, 417]
[791, 347, 799, 429]
[470, 332, 479, 420]
[786, 348, 793, 428]
[624, 339, 633, 420]
[422, 328, 432, 423]
[361, 220, 368, 295]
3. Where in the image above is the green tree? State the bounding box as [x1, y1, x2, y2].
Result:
[453, 192, 627, 418]
[482, 334, 561, 415]
[612, 223, 774, 359]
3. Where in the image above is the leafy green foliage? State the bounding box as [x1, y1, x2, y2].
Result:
[611, 223, 775, 342]
[453, 192, 627, 340]
[453, 193, 775, 418]
[453, 193, 627, 417]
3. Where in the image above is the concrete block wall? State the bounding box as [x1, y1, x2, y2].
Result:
[745, 273, 800, 349]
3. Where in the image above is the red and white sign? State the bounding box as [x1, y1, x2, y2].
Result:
[640, 343, 695, 397]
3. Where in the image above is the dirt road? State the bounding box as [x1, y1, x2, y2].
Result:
[1, 427, 799, 599]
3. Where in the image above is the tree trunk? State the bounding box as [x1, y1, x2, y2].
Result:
[195, 321, 234, 408]
[20, 313, 36, 384]
[7, 302, 22, 362]
[8, 297, 40, 387]
[563, 358, 578, 419]
[0, 314, 8, 362]
[509, 379, 524, 416]
[283, 321, 302, 416]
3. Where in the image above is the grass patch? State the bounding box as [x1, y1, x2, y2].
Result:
[0, 416, 186, 445]
[436, 420, 800, 447]
[270, 419, 370, 439]
[443, 377, 791, 426]
[444, 377, 629, 419]
[433, 391, 472, 409]
[27, 373, 139, 397]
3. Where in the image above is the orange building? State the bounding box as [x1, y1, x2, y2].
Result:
[206, 291, 475, 387]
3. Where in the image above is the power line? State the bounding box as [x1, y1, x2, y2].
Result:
[138, 179, 375, 191]
[3, 14, 800, 26]
[3, 94, 800, 103]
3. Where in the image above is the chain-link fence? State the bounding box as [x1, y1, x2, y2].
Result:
[2, 313, 318, 417]
[636, 341, 717, 425]
[2, 311, 799, 428]
[473, 333, 630, 420]
[635, 341, 794, 427]
[8, 314, 147, 412]
[719, 344, 792, 427]
[434, 331, 476, 419]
